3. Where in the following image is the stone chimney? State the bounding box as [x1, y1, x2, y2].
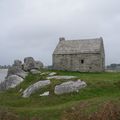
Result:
[100, 37, 103, 40]
[59, 37, 65, 42]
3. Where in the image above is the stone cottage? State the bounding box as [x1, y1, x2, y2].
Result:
[53, 37, 105, 72]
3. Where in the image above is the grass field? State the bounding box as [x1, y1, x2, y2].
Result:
[0, 70, 120, 120]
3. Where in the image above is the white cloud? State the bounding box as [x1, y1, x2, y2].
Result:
[0, 0, 120, 65]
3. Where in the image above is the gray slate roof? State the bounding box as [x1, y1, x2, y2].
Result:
[53, 37, 103, 55]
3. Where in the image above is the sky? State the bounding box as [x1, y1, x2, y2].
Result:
[0, 0, 120, 66]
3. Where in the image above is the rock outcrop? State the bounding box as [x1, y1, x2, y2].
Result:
[7, 66, 28, 79]
[7, 60, 28, 79]
[22, 80, 51, 98]
[54, 80, 87, 95]
[35, 61, 43, 70]
[0, 57, 44, 91]
[23, 57, 43, 71]
[0, 56, 87, 97]
[0, 75, 24, 91]
[13, 60, 22, 68]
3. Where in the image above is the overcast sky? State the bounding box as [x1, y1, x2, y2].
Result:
[0, 0, 120, 66]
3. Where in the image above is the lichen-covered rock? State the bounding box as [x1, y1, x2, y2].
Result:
[47, 76, 77, 80]
[7, 59, 28, 79]
[23, 57, 36, 71]
[7, 66, 28, 79]
[0, 75, 24, 91]
[16, 71, 28, 79]
[35, 61, 43, 69]
[7, 66, 22, 76]
[23, 57, 43, 71]
[13, 60, 22, 68]
[22, 80, 51, 98]
[54, 80, 87, 95]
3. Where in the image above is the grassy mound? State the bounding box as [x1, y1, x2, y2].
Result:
[0, 70, 120, 120]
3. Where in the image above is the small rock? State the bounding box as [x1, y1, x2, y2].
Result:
[40, 91, 49, 96]
[49, 72, 57, 76]
[40, 72, 49, 76]
[30, 69, 41, 74]
[22, 80, 51, 98]
[19, 88, 23, 93]
[54, 80, 87, 95]
[47, 76, 77, 80]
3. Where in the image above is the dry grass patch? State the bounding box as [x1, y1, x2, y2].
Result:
[62, 101, 120, 120]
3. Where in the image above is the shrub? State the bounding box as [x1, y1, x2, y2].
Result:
[0, 109, 41, 120]
[62, 101, 120, 120]
[89, 101, 120, 120]
[0, 109, 18, 120]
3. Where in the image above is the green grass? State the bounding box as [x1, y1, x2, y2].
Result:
[1, 71, 120, 120]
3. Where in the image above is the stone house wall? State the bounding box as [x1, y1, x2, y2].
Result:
[53, 53, 104, 72]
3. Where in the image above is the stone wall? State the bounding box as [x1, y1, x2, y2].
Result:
[100, 40, 105, 71]
[53, 53, 104, 72]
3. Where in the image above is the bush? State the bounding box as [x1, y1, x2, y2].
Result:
[0, 109, 18, 120]
[89, 101, 120, 120]
[62, 101, 120, 120]
[0, 109, 41, 120]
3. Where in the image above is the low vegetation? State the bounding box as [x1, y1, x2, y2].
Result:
[0, 70, 120, 120]
[62, 101, 120, 120]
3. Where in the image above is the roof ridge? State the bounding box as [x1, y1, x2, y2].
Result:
[53, 37, 104, 55]
[65, 37, 102, 42]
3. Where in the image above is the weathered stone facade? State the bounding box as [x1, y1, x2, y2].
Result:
[53, 37, 105, 72]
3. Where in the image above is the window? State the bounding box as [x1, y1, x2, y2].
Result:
[81, 60, 84, 64]
[89, 67, 92, 69]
